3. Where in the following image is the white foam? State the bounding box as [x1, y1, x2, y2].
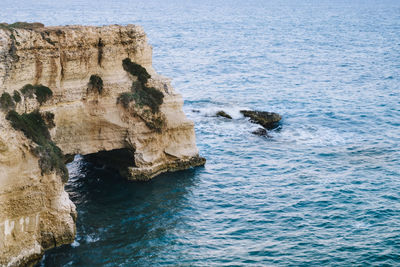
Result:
[272, 124, 356, 147]
[191, 104, 249, 119]
[71, 240, 80, 247]
[85, 235, 100, 243]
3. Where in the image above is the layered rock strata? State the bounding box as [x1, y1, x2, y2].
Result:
[0, 24, 205, 266]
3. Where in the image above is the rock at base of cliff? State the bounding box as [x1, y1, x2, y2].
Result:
[127, 156, 206, 181]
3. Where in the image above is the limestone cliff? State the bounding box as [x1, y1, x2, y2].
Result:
[0, 24, 205, 266]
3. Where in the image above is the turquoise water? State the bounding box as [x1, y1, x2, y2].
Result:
[1, 0, 400, 265]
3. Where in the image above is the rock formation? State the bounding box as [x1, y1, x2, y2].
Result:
[216, 110, 232, 119]
[240, 110, 281, 130]
[0, 24, 205, 266]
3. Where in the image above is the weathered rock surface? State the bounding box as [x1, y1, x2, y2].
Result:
[0, 24, 204, 266]
[240, 110, 281, 130]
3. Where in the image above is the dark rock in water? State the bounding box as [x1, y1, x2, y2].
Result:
[251, 128, 271, 137]
[192, 109, 200, 113]
[216, 110, 232, 119]
[240, 110, 281, 129]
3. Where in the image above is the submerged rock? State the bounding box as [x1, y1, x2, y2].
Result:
[251, 127, 271, 137]
[216, 110, 232, 119]
[240, 110, 281, 130]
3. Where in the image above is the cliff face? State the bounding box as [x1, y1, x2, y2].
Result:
[0, 24, 205, 266]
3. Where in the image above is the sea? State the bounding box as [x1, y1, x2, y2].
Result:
[1, 0, 399, 266]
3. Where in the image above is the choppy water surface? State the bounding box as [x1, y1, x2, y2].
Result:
[1, 0, 400, 265]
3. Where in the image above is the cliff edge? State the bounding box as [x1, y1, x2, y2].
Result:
[0, 24, 205, 266]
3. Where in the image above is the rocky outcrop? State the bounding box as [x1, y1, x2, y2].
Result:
[240, 110, 281, 130]
[214, 109, 281, 135]
[216, 110, 232, 119]
[0, 24, 205, 266]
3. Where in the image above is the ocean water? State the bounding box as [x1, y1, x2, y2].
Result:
[1, 0, 400, 265]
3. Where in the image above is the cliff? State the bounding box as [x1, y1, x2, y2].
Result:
[0, 24, 205, 266]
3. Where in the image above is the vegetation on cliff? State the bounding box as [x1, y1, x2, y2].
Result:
[0, 22, 44, 30]
[42, 111, 56, 129]
[21, 84, 53, 104]
[1, 84, 53, 112]
[6, 110, 68, 182]
[122, 58, 151, 84]
[118, 84, 163, 113]
[88, 74, 104, 94]
[0, 92, 15, 111]
[12, 90, 21, 102]
[118, 58, 164, 113]
[117, 58, 165, 131]
[1, 83, 64, 181]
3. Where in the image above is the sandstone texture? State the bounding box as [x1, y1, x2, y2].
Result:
[0, 24, 205, 266]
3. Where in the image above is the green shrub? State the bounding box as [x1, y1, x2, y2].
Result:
[119, 59, 164, 113]
[13, 90, 21, 102]
[117, 92, 135, 108]
[34, 85, 52, 104]
[0, 92, 15, 111]
[137, 86, 164, 112]
[118, 59, 165, 131]
[20, 84, 53, 104]
[6, 110, 67, 182]
[144, 116, 164, 132]
[6, 110, 50, 146]
[20, 84, 35, 98]
[122, 58, 151, 84]
[42, 111, 55, 129]
[88, 75, 103, 94]
[33, 143, 68, 183]
[117, 87, 163, 113]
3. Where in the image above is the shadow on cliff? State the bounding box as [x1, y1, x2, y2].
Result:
[37, 155, 204, 266]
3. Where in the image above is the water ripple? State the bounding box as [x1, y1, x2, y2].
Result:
[2, 0, 398, 266]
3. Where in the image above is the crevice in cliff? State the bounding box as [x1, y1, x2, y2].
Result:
[35, 56, 43, 84]
[97, 38, 104, 67]
[49, 57, 58, 87]
[8, 32, 19, 61]
[40, 31, 56, 46]
[59, 51, 66, 81]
